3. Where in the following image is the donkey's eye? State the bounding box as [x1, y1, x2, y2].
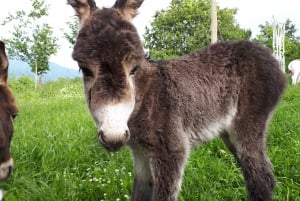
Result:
[129, 65, 139, 76]
[9, 113, 18, 122]
[12, 113, 18, 119]
[77, 62, 93, 77]
[79, 67, 93, 77]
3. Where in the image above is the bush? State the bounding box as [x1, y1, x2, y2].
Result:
[8, 76, 35, 92]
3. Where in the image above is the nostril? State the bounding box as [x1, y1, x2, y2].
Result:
[124, 130, 130, 141]
[98, 130, 106, 144]
[8, 165, 12, 177]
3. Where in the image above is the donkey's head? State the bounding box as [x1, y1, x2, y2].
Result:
[68, 0, 145, 151]
[0, 41, 18, 181]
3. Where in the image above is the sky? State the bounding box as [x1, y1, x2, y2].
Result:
[0, 0, 299, 70]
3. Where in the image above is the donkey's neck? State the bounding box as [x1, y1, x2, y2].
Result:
[130, 59, 169, 119]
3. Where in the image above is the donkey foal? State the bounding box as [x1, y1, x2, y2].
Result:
[68, 0, 286, 200]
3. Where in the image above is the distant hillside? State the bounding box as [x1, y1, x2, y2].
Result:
[8, 60, 81, 81]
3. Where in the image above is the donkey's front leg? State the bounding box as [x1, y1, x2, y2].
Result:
[150, 149, 188, 201]
[130, 146, 154, 201]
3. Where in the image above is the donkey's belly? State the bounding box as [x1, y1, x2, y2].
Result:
[185, 104, 237, 146]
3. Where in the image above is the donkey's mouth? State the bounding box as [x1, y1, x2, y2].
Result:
[0, 158, 13, 181]
[98, 130, 130, 152]
[101, 141, 125, 152]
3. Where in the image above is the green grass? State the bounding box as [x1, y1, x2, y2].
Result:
[1, 77, 299, 200]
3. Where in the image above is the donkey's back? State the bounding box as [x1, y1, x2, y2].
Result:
[159, 40, 285, 116]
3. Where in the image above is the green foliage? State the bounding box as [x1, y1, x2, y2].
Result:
[8, 76, 35, 91]
[254, 19, 300, 71]
[0, 77, 299, 200]
[144, 0, 251, 59]
[217, 8, 251, 41]
[63, 17, 79, 47]
[1, 0, 59, 77]
[30, 24, 58, 76]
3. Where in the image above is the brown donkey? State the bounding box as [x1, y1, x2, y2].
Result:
[0, 41, 18, 181]
[68, 0, 286, 200]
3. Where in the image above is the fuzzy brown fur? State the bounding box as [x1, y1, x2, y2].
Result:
[0, 40, 18, 181]
[68, 1, 286, 200]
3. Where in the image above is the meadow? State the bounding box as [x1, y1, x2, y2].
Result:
[0, 76, 299, 201]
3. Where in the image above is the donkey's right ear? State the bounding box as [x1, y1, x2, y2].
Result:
[0, 40, 8, 85]
[113, 0, 144, 21]
[67, 0, 97, 26]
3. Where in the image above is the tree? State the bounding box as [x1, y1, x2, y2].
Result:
[144, 0, 251, 59]
[1, 0, 59, 87]
[254, 19, 300, 71]
[63, 17, 79, 47]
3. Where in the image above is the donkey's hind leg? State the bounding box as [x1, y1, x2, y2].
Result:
[232, 117, 276, 201]
[220, 131, 239, 161]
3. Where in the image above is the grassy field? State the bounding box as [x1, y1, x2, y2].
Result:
[0, 77, 299, 201]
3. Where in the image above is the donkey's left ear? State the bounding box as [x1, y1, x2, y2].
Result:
[0, 41, 8, 85]
[67, 0, 97, 26]
[113, 0, 144, 21]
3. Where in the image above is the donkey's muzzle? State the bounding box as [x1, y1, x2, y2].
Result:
[0, 158, 13, 181]
[98, 130, 130, 152]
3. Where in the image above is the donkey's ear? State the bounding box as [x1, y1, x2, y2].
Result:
[113, 0, 144, 21]
[0, 41, 8, 85]
[67, 0, 97, 26]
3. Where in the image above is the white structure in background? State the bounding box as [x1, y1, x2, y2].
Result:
[272, 17, 285, 73]
[288, 59, 300, 84]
